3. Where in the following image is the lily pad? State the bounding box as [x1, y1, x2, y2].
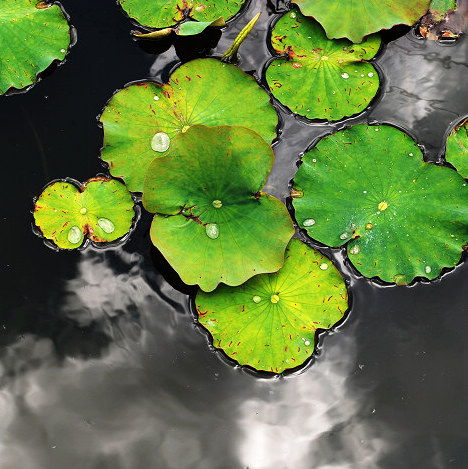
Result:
[196, 238, 348, 373]
[142, 125, 294, 292]
[293, 0, 431, 42]
[134, 17, 226, 39]
[0, 0, 71, 95]
[292, 124, 468, 284]
[446, 117, 468, 178]
[119, 0, 244, 29]
[34, 177, 135, 249]
[100, 58, 278, 192]
[266, 9, 381, 121]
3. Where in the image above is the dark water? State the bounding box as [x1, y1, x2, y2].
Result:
[2, 0, 468, 467]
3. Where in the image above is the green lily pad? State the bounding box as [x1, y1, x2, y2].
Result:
[100, 58, 278, 192]
[134, 17, 225, 39]
[196, 238, 348, 373]
[292, 124, 468, 284]
[142, 125, 294, 292]
[119, 0, 244, 29]
[34, 177, 135, 249]
[0, 0, 71, 95]
[266, 9, 381, 121]
[293, 0, 431, 42]
[446, 117, 468, 178]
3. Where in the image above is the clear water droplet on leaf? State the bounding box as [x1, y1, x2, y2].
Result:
[205, 223, 219, 239]
[67, 226, 82, 244]
[98, 217, 115, 234]
[151, 132, 170, 152]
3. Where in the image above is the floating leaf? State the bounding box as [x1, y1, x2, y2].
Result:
[100, 58, 278, 192]
[266, 9, 381, 121]
[446, 117, 468, 178]
[142, 125, 294, 292]
[0, 0, 71, 95]
[119, 0, 244, 29]
[196, 238, 348, 373]
[293, 0, 431, 42]
[134, 17, 226, 39]
[34, 177, 135, 249]
[292, 124, 468, 284]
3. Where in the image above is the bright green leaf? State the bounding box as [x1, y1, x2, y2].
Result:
[142, 125, 294, 292]
[293, 0, 431, 42]
[119, 0, 244, 29]
[196, 238, 348, 373]
[293, 124, 468, 284]
[446, 117, 468, 178]
[134, 17, 225, 38]
[266, 9, 381, 121]
[100, 58, 278, 192]
[34, 177, 135, 249]
[0, 0, 71, 95]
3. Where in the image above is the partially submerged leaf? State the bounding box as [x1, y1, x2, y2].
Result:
[293, 0, 431, 42]
[100, 58, 278, 192]
[34, 178, 135, 249]
[134, 17, 225, 39]
[142, 125, 294, 292]
[293, 124, 468, 284]
[446, 117, 468, 177]
[0, 0, 71, 95]
[266, 9, 381, 121]
[196, 239, 348, 373]
[119, 0, 244, 29]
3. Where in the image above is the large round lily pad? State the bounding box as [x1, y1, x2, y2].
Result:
[0, 0, 71, 95]
[293, 124, 468, 284]
[445, 117, 468, 178]
[119, 0, 244, 29]
[196, 238, 348, 373]
[293, 0, 430, 42]
[142, 125, 294, 292]
[34, 177, 135, 249]
[100, 58, 278, 192]
[266, 9, 381, 121]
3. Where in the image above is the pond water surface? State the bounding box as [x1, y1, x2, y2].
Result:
[1, 0, 468, 468]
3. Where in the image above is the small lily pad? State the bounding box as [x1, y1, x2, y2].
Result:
[134, 17, 226, 39]
[100, 58, 278, 192]
[196, 238, 348, 373]
[0, 0, 71, 95]
[293, 0, 431, 42]
[445, 117, 468, 178]
[119, 0, 244, 29]
[292, 124, 468, 284]
[266, 9, 381, 121]
[34, 177, 135, 249]
[142, 125, 294, 292]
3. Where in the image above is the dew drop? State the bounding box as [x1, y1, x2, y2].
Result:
[98, 217, 115, 234]
[340, 232, 349, 240]
[304, 340, 311, 346]
[360, 74, 364, 77]
[312, 158, 317, 162]
[60, 48, 66, 53]
[319, 263, 328, 270]
[212, 199, 222, 208]
[153, 95, 160, 101]
[80, 207, 87, 215]
[409, 152, 413, 156]
[303, 218, 315, 227]
[290, 12, 296, 18]
[368, 72, 374, 77]
[252, 296, 261, 303]
[67, 226, 82, 244]
[341, 72, 349, 79]
[270, 294, 280, 304]
[151, 132, 170, 152]
[205, 223, 219, 239]
[375, 128, 379, 131]
[425, 265, 432, 274]
[350, 245, 360, 255]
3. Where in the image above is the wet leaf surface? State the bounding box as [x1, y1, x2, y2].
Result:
[100, 58, 278, 192]
[266, 8, 381, 121]
[293, 124, 468, 284]
[34, 177, 135, 249]
[446, 117, 468, 177]
[0, 0, 71, 95]
[292, 0, 431, 42]
[142, 125, 294, 292]
[196, 238, 348, 373]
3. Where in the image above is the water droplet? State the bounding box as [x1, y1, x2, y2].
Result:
[332, 91, 336, 94]
[212, 199, 222, 208]
[341, 72, 349, 79]
[303, 218, 315, 227]
[67, 226, 82, 244]
[319, 263, 328, 270]
[360, 74, 364, 77]
[290, 12, 296, 18]
[205, 223, 219, 239]
[368, 72, 374, 77]
[98, 217, 115, 234]
[270, 294, 280, 304]
[153, 95, 160, 101]
[365, 223, 373, 230]
[350, 245, 360, 255]
[60, 48, 66, 53]
[252, 296, 261, 303]
[304, 340, 311, 346]
[409, 152, 413, 156]
[425, 265, 432, 274]
[151, 132, 170, 152]
[80, 207, 87, 215]
[340, 232, 349, 240]
[312, 158, 317, 162]
[375, 128, 380, 131]
[378, 201, 388, 211]
[363, 190, 367, 194]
